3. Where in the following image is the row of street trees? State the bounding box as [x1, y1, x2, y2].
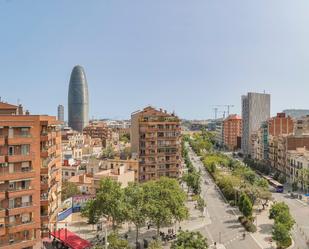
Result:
[188, 134, 272, 233]
[269, 202, 295, 249]
[81, 177, 188, 246]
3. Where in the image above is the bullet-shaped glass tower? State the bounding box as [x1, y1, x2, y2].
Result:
[68, 65, 89, 132]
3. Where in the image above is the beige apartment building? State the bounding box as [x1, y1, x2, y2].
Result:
[131, 106, 182, 182]
[0, 102, 62, 249]
[287, 147, 309, 190]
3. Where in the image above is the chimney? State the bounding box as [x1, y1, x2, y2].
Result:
[18, 104, 23, 115]
[25, 110, 30, 115]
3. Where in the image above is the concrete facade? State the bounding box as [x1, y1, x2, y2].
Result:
[241, 92, 270, 156]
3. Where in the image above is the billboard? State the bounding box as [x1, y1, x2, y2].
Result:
[72, 195, 94, 213]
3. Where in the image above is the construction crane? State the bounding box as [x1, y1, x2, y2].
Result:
[212, 104, 235, 117]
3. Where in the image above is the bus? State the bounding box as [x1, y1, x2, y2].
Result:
[262, 175, 284, 193]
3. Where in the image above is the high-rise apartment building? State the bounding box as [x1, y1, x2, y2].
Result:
[241, 92, 270, 156]
[57, 105, 64, 123]
[223, 114, 242, 151]
[0, 102, 62, 249]
[131, 106, 182, 182]
[68, 65, 89, 132]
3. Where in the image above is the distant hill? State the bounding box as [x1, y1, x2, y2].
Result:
[283, 109, 309, 118]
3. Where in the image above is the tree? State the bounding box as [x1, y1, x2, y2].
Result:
[269, 202, 289, 220]
[272, 222, 291, 248]
[124, 182, 147, 244]
[239, 193, 252, 218]
[258, 189, 272, 210]
[196, 195, 206, 214]
[82, 178, 126, 231]
[256, 178, 269, 189]
[108, 232, 131, 249]
[244, 170, 256, 184]
[171, 230, 208, 249]
[102, 145, 115, 159]
[143, 177, 188, 237]
[182, 170, 201, 195]
[81, 199, 100, 227]
[61, 181, 81, 201]
[278, 174, 286, 184]
[148, 240, 163, 249]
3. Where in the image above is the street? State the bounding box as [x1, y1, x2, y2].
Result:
[187, 146, 262, 249]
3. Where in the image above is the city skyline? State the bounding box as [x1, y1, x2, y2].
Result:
[2, 1, 309, 119]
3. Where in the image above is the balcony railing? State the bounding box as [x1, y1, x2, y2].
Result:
[0, 167, 33, 176]
[9, 202, 32, 209]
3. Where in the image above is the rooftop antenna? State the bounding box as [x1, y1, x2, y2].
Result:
[17, 98, 20, 105]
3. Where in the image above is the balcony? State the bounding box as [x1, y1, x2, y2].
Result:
[8, 188, 34, 199]
[7, 220, 37, 233]
[8, 202, 34, 216]
[0, 238, 37, 249]
[0, 168, 35, 181]
[0, 155, 5, 163]
[7, 135, 32, 145]
[7, 153, 34, 163]
[40, 132, 51, 141]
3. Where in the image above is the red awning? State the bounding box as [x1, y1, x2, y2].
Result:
[51, 228, 92, 249]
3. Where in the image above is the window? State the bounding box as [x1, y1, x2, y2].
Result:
[21, 145, 30, 155]
[8, 146, 14, 156]
[71, 172, 75, 176]
[65, 172, 69, 176]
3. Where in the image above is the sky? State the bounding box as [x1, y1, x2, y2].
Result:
[1, 0, 309, 120]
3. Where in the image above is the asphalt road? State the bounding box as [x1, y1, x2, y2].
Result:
[187, 146, 262, 249]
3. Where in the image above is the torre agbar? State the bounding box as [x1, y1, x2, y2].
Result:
[0, 102, 62, 249]
[68, 65, 89, 132]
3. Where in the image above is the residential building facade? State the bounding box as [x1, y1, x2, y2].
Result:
[131, 106, 182, 182]
[223, 114, 242, 151]
[0, 102, 62, 249]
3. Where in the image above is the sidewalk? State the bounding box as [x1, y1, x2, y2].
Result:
[251, 204, 275, 249]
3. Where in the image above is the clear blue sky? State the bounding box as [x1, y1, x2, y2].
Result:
[1, 0, 309, 120]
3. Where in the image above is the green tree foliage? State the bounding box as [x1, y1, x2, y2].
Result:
[81, 199, 100, 226]
[148, 240, 163, 249]
[171, 230, 208, 249]
[143, 177, 188, 237]
[61, 181, 81, 201]
[269, 202, 289, 220]
[82, 178, 126, 231]
[119, 133, 130, 144]
[182, 171, 201, 195]
[196, 195, 206, 213]
[238, 193, 253, 218]
[124, 182, 147, 244]
[272, 222, 292, 249]
[102, 145, 116, 159]
[256, 178, 269, 189]
[269, 202, 295, 248]
[108, 232, 131, 249]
